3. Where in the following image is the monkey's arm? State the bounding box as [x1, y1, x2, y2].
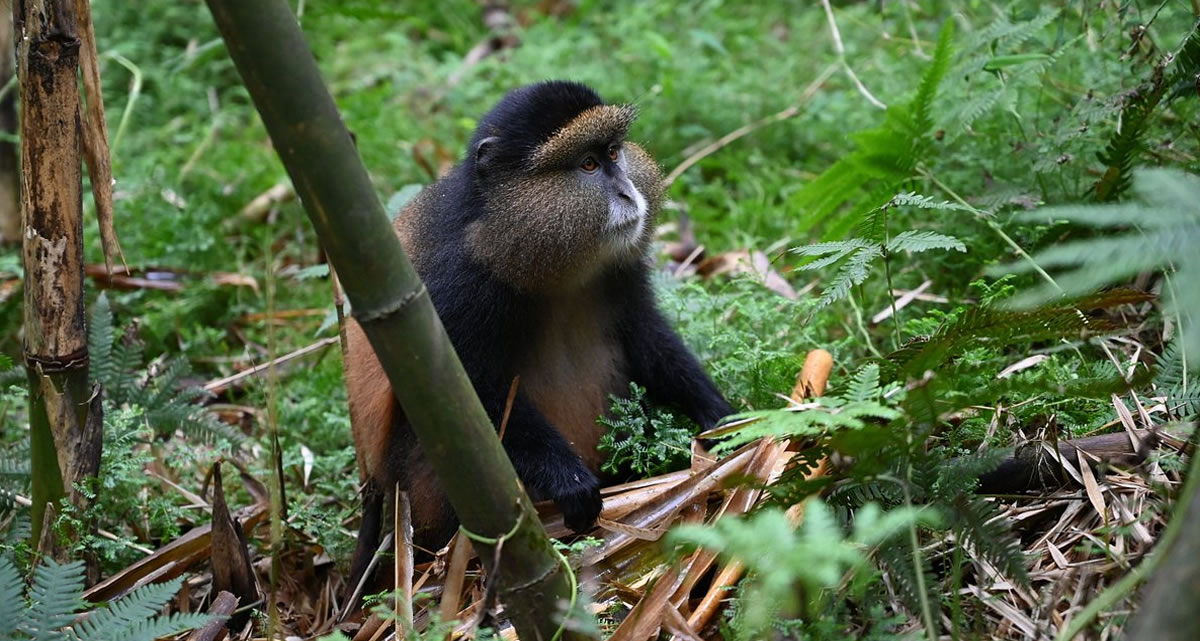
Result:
[429, 265, 602, 531]
[494, 392, 603, 530]
[620, 303, 734, 429]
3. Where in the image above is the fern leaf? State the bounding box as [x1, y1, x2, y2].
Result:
[0, 556, 22, 638]
[816, 245, 883, 310]
[23, 559, 85, 641]
[71, 576, 214, 641]
[886, 230, 966, 254]
[948, 495, 1030, 586]
[911, 19, 955, 136]
[106, 613, 218, 641]
[887, 192, 965, 211]
[1091, 21, 1200, 200]
[88, 293, 116, 393]
[790, 239, 873, 257]
[845, 364, 881, 403]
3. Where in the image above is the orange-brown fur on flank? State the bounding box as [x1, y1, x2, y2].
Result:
[520, 287, 628, 470]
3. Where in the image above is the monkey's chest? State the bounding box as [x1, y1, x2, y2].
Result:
[521, 308, 627, 471]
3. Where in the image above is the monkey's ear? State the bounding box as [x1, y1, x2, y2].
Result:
[474, 136, 501, 171]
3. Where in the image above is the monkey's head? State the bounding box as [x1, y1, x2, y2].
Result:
[463, 81, 664, 293]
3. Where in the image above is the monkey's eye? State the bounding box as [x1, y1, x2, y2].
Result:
[580, 156, 599, 172]
[607, 145, 620, 161]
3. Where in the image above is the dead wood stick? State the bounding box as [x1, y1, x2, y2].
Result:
[185, 591, 238, 641]
[395, 490, 414, 637]
[586, 443, 759, 564]
[608, 503, 707, 641]
[83, 503, 267, 604]
[439, 532, 472, 625]
[976, 430, 1160, 494]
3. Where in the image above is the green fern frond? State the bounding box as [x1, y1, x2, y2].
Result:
[952, 9, 1059, 76]
[0, 556, 22, 638]
[70, 576, 215, 641]
[0, 449, 30, 478]
[86, 301, 240, 443]
[1169, 19, 1200, 97]
[889, 288, 1153, 376]
[845, 364, 881, 403]
[106, 613, 219, 641]
[874, 535, 938, 618]
[87, 293, 116, 395]
[887, 192, 965, 211]
[1000, 169, 1200, 369]
[598, 383, 693, 476]
[22, 559, 85, 641]
[0, 558, 216, 641]
[1155, 338, 1199, 418]
[886, 230, 966, 254]
[817, 245, 883, 310]
[912, 19, 955, 136]
[947, 494, 1030, 586]
[715, 400, 900, 453]
[108, 339, 145, 407]
[1094, 21, 1199, 201]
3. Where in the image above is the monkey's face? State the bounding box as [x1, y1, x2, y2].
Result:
[575, 140, 653, 254]
[467, 106, 663, 294]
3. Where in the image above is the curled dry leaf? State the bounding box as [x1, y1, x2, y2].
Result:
[695, 249, 797, 299]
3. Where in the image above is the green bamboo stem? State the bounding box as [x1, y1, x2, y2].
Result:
[202, 1, 585, 637]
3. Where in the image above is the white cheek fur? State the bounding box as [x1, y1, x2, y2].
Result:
[606, 181, 648, 233]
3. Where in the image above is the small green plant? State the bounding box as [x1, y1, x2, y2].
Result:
[793, 192, 966, 312]
[88, 293, 243, 443]
[0, 555, 214, 640]
[597, 382, 694, 477]
[668, 500, 931, 639]
[53, 406, 191, 571]
[710, 364, 901, 454]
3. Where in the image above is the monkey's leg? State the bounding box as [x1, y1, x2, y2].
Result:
[343, 478, 385, 610]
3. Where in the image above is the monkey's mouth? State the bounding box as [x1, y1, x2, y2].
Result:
[607, 206, 645, 239]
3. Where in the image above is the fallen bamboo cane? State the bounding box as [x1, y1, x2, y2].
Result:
[684, 349, 834, 634]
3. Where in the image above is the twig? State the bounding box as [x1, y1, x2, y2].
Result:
[203, 336, 339, 395]
[899, 0, 930, 60]
[821, 0, 887, 110]
[663, 64, 837, 187]
[872, 279, 932, 324]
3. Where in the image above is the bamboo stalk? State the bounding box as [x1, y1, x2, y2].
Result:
[200, 2, 582, 637]
[16, 0, 100, 572]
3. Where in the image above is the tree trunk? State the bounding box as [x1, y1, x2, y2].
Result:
[202, 1, 587, 638]
[15, 0, 100, 573]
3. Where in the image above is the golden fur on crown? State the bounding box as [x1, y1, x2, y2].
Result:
[527, 104, 638, 171]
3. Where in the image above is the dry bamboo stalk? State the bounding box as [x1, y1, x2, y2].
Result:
[608, 504, 707, 641]
[394, 491, 413, 637]
[438, 533, 473, 624]
[588, 444, 758, 564]
[685, 349, 834, 632]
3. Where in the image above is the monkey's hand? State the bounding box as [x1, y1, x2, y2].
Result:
[552, 462, 603, 533]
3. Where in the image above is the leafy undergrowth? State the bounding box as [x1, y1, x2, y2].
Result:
[1, 1, 1199, 640]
